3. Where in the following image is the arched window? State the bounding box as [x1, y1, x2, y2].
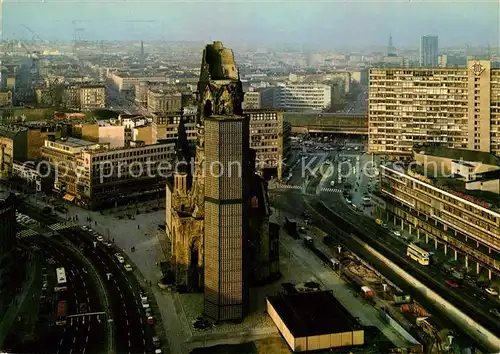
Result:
[203, 100, 213, 117]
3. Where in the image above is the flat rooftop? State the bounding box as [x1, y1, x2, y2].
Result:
[267, 290, 361, 338]
[53, 137, 97, 148]
[389, 163, 500, 211]
[414, 144, 500, 167]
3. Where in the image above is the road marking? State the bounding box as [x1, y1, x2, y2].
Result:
[59, 338, 63, 345]
[120, 293, 123, 299]
[126, 320, 129, 326]
[86, 336, 89, 343]
[132, 291, 136, 297]
[70, 349, 73, 354]
[73, 337, 76, 344]
[128, 340, 131, 347]
[128, 283, 132, 290]
[83, 281, 86, 287]
[141, 329, 144, 335]
[87, 297, 90, 302]
[139, 318, 143, 324]
[83, 348, 86, 354]
[117, 286, 120, 291]
[143, 339, 145, 345]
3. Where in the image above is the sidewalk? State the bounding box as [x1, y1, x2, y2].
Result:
[0, 255, 39, 348]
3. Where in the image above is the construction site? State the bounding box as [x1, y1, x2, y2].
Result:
[280, 212, 486, 354]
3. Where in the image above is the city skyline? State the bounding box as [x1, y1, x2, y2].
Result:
[2, 0, 499, 48]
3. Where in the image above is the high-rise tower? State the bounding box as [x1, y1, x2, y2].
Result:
[420, 35, 439, 67]
[197, 41, 249, 321]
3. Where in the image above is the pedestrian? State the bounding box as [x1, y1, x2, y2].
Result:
[137, 224, 140, 229]
[95, 221, 97, 226]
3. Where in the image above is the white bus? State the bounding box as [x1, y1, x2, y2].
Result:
[54, 267, 67, 292]
[407, 243, 430, 265]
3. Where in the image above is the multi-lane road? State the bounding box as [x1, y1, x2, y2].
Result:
[13, 234, 106, 354]
[272, 149, 499, 350]
[18, 203, 158, 354]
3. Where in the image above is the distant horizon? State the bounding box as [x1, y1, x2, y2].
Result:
[2, 0, 499, 48]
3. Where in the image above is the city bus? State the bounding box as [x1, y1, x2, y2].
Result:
[55, 300, 67, 326]
[54, 267, 67, 292]
[407, 243, 430, 265]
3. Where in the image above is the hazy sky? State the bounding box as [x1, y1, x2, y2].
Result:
[2, 0, 499, 48]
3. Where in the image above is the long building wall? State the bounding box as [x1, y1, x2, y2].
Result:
[368, 60, 500, 156]
[380, 165, 500, 276]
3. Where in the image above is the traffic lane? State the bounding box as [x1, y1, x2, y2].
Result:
[91, 244, 153, 352]
[35, 238, 105, 354]
[311, 196, 500, 335]
[66, 230, 148, 354]
[71, 241, 146, 354]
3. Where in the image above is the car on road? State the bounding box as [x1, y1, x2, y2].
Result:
[79, 303, 89, 313]
[145, 308, 154, 324]
[446, 280, 458, 288]
[104, 241, 113, 248]
[115, 253, 125, 263]
[490, 308, 500, 317]
[153, 336, 160, 346]
[141, 294, 150, 308]
[485, 287, 499, 296]
[124, 264, 133, 272]
[393, 230, 401, 237]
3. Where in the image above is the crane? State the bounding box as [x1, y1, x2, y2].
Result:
[20, 24, 45, 44]
[19, 41, 40, 76]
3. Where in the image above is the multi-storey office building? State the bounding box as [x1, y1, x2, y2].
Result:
[368, 60, 500, 157]
[246, 109, 288, 179]
[75, 140, 176, 209]
[277, 83, 333, 111]
[40, 137, 102, 198]
[378, 146, 500, 280]
[420, 35, 439, 67]
[152, 109, 288, 179]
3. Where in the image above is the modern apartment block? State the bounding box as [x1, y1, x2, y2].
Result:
[368, 60, 500, 157]
[420, 35, 439, 67]
[378, 146, 500, 280]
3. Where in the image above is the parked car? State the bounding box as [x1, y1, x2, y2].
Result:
[393, 230, 401, 237]
[124, 264, 133, 272]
